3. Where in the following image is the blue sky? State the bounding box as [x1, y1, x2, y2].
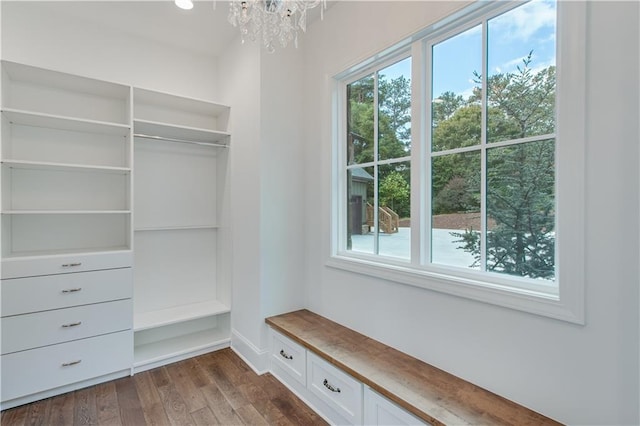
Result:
[380, 0, 556, 100]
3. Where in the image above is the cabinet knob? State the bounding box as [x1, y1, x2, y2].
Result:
[279, 349, 293, 360]
[61, 360, 82, 367]
[323, 379, 341, 393]
[62, 287, 82, 293]
[61, 321, 82, 328]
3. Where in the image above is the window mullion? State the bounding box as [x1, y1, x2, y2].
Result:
[480, 19, 488, 273]
[421, 40, 432, 267]
[373, 71, 380, 255]
[411, 41, 431, 266]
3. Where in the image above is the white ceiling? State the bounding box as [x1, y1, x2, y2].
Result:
[3, 1, 327, 57]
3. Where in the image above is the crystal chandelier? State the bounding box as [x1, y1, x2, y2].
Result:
[227, 0, 326, 53]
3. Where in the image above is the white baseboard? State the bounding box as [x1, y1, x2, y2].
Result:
[230, 328, 269, 375]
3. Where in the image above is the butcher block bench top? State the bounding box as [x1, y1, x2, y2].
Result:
[266, 309, 561, 426]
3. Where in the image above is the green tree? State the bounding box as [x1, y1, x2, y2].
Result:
[451, 54, 556, 279]
[379, 171, 410, 218]
[432, 90, 465, 127]
[348, 73, 411, 165]
[380, 75, 412, 146]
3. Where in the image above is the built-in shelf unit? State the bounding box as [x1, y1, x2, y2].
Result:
[132, 88, 231, 373]
[0, 61, 134, 410]
[0, 60, 232, 408]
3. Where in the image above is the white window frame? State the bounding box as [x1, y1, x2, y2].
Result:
[338, 52, 413, 260]
[328, 0, 586, 324]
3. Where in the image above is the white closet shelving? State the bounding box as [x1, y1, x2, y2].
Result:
[0, 61, 133, 410]
[132, 88, 231, 372]
[1, 61, 132, 259]
[0, 60, 232, 407]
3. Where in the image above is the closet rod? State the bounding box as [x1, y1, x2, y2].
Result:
[133, 133, 228, 148]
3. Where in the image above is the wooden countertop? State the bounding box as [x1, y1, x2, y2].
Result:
[266, 309, 561, 426]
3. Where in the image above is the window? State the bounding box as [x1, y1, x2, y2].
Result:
[331, 0, 586, 323]
[346, 57, 412, 260]
[429, 2, 557, 282]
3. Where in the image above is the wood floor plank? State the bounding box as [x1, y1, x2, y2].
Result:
[0, 349, 326, 426]
[114, 377, 147, 426]
[198, 383, 243, 425]
[238, 372, 271, 405]
[235, 404, 270, 426]
[201, 349, 249, 387]
[165, 360, 208, 413]
[24, 397, 52, 426]
[95, 381, 121, 426]
[133, 371, 172, 426]
[74, 386, 98, 425]
[251, 400, 289, 425]
[219, 349, 252, 375]
[156, 383, 195, 426]
[181, 358, 211, 388]
[259, 373, 292, 400]
[269, 387, 327, 426]
[204, 362, 249, 410]
[46, 392, 75, 426]
[150, 367, 171, 389]
[189, 406, 218, 426]
[1, 403, 27, 426]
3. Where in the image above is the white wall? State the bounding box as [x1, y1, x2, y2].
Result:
[259, 47, 307, 319]
[218, 39, 266, 368]
[302, 1, 639, 424]
[1, 2, 218, 99]
[219, 35, 307, 372]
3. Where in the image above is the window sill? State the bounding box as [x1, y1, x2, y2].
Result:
[326, 254, 584, 324]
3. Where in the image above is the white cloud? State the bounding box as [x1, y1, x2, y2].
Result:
[490, 0, 556, 42]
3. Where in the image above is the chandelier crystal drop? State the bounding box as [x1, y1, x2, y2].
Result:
[227, 0, 325, 53]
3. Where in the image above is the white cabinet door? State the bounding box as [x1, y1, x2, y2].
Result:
[1, 268, 132, 316]
[1, 331, 132, 402]
[1, 251, 133, 279]
[2, 299, 132, 354]
[271, 330, 307, 386]
[364, 387, 429, 426]
[307, 351, 363, 425]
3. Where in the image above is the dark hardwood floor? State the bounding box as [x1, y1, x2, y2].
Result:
[1, 348, 327, 426]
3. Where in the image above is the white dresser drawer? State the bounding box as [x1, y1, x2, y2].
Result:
[1, 331, 132, 402]
[2, 299, 132, 354]
[307, 351, 363, 425]
[1, 251, 133, 279]
[1, 268, 132, 316]
[364, 387, 429, 426]
[271, 330, 307, 386]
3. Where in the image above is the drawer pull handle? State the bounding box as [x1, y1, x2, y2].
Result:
[323, 379, 341, 393]
[62, 360, 82, 367]
[62, 321, 82, 328]
[279, 349, 293, 360]
[61, 262, 82, 268]
[62, 287, 82, 293]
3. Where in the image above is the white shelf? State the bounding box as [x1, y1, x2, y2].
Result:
[134, 225, 217, 232]
[2, 108, 130, 137]
[2, 210, 131, 215]
[134, 300, 230, 331]
[133, 88, 230, 118]
[2, 61, 131, 101]
[133, 327, 230, 369]
[1, 160, 130, 174]
[2, 246, 131, 260]
[134, 119, 229, 145]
